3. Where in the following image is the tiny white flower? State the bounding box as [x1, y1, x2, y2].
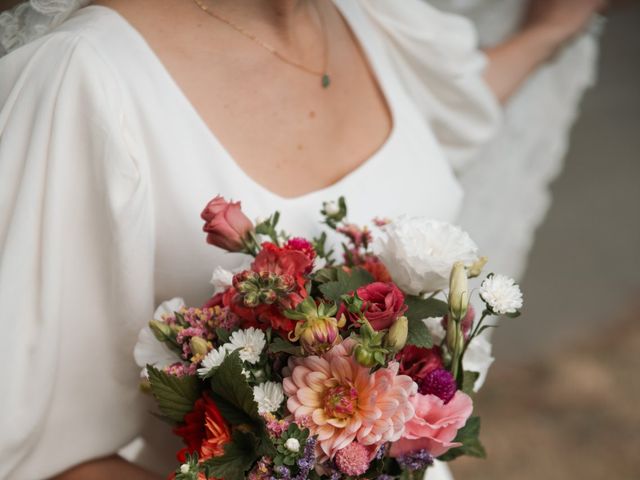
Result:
[323, 200, 340, 216]
[284, 438, 301, 453]
[480, 274, 523, 315]
[225, 327, 266, 364]
[377, 218, 478, 295]
[197, 346, 227, 377]
[253, 381, 285, 414]
[180, 464, 190, 474]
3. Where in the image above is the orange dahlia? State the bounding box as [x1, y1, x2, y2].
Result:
[283, 339, 416, 460]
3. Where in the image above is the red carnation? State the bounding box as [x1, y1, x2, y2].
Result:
[173, 394, 231, 463]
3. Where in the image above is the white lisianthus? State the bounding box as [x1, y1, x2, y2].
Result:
[377, 218, 478, 295]
[253, 381, 285, 414]
[479, 274, 523, 314]
[423, 317, 446, 343]
[197, 346, 228, 378]
[284, 438, 301, 453]
[225, 327, 266, 364]
[462, 334, 494, 392]
[134, 297, 185, 374]
[210, 266, 235, 294]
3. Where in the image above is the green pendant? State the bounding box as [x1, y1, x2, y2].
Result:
[322, 74, 331, 88]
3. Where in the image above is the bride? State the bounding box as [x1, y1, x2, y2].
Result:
[0, 0, 602, 479]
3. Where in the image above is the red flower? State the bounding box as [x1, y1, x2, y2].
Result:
[396, 345, 444, 384]
[173, 394, 231, 463]
[201, 196, 254, 252]
[339, 282, 407, 331]
[360, 258, 392, 283]
[252, 242, 312, 278]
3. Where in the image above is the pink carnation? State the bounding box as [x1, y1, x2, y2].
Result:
[390, 391, 473, 458]
[283, 339, 416, 460]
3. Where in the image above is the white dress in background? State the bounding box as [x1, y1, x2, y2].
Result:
[0, 0, 500, 478]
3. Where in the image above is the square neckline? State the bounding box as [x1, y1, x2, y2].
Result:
[81, 1, 401, 203]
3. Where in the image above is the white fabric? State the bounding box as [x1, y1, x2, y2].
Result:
[429, 0, 602, 279]
[0, 1, 498, 478]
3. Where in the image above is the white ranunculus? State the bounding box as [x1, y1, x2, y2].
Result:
[377, 218, 478, 295]
[479, 274, 523, 314]
[225, 327, 266, 364]
[133, 297, 185, 373]
[253, 381, 285, 414]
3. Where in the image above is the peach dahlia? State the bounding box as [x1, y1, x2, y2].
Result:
[283, 339, 416, 460]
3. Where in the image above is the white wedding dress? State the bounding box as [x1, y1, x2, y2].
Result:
[0, 1, 600, 479]
[0, 1, 501, 478]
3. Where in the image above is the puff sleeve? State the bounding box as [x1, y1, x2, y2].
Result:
[358, 0, 502, 170]
[0, 31, 154, 479]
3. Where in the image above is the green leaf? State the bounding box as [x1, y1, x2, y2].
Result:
[438, 416, 486, 461]
[268, 336, 303, 355]
[405, 295, 449, 321]
[208, 350, 260, 424]
[461, 370, 480, 395]
[204, 430, 259, 480]
[146, 366, 200, 423]
[406, 317, 433, 348]
[215, 327, 232, 343]
[319, 267, 374, 302]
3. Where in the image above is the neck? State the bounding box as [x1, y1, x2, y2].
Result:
[211, 0, 312, 30]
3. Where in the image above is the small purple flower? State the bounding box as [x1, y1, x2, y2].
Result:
[418, 368, 457, 404]
[397, 449, 434, 471]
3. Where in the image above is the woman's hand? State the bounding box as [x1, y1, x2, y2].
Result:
[52, 455, 162, 480]
[524, 0, 607, 46]
[483, 0, 607, 104]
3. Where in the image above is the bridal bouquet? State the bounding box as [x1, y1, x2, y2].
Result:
[134, 196, 523, 480]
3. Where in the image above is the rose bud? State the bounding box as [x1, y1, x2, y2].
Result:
[189, 336, 210, 357]
[384, 316, 408, 353]
[201, 195, 254, 252]
[448, 262, 469, 321]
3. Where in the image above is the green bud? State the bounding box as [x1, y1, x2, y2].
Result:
[448, 261, 469, 321]
[385, 316, 408, 352]
[189, 336, 210, 357]
[354, 345, 377, 368]
[149, 320, 172, 342]
[468, 256, 488, 279]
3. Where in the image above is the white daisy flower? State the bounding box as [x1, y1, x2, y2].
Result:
[480, 274, 523, 315]
[253, 381, 284, 414]
[197, 346, 228, 378]
[225, 327, 266, 364]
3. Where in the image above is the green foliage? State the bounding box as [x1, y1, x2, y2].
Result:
[269, 336, 303, 355]
[203, 430, 260, 480]
[146, 366, 200, 423]
[438, 416, 486, 461]
[215, 327, 232, 344]
[461, 370, 480, 395]
[405, 295, 449, 321]
[318, 267, 374, 302]
[406, 317, 433, 348]
[208, 350, 260, 425]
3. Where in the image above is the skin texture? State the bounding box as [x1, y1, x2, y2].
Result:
[22, 0, 602, 477]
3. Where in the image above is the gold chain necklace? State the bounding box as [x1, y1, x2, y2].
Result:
[193, 0, 331, 88]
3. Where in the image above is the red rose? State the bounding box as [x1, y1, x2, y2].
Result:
[340, 282, 407, 331]
[396, 345, 444, 384]
[201, 195, 253, 252]
[173, 394, 231, 463]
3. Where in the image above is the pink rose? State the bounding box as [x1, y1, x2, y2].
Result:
[201, 196, 253, 252]
[340, 282, 407, 331]
[396, 345, 444, 384]
[390, 391, 473, 458]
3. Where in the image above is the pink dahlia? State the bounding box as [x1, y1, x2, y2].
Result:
[283, 339, 416, 460]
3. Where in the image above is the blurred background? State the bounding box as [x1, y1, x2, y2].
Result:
[452, 5, 640, 479]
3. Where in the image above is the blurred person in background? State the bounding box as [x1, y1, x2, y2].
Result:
[0, 0, 604, 479]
